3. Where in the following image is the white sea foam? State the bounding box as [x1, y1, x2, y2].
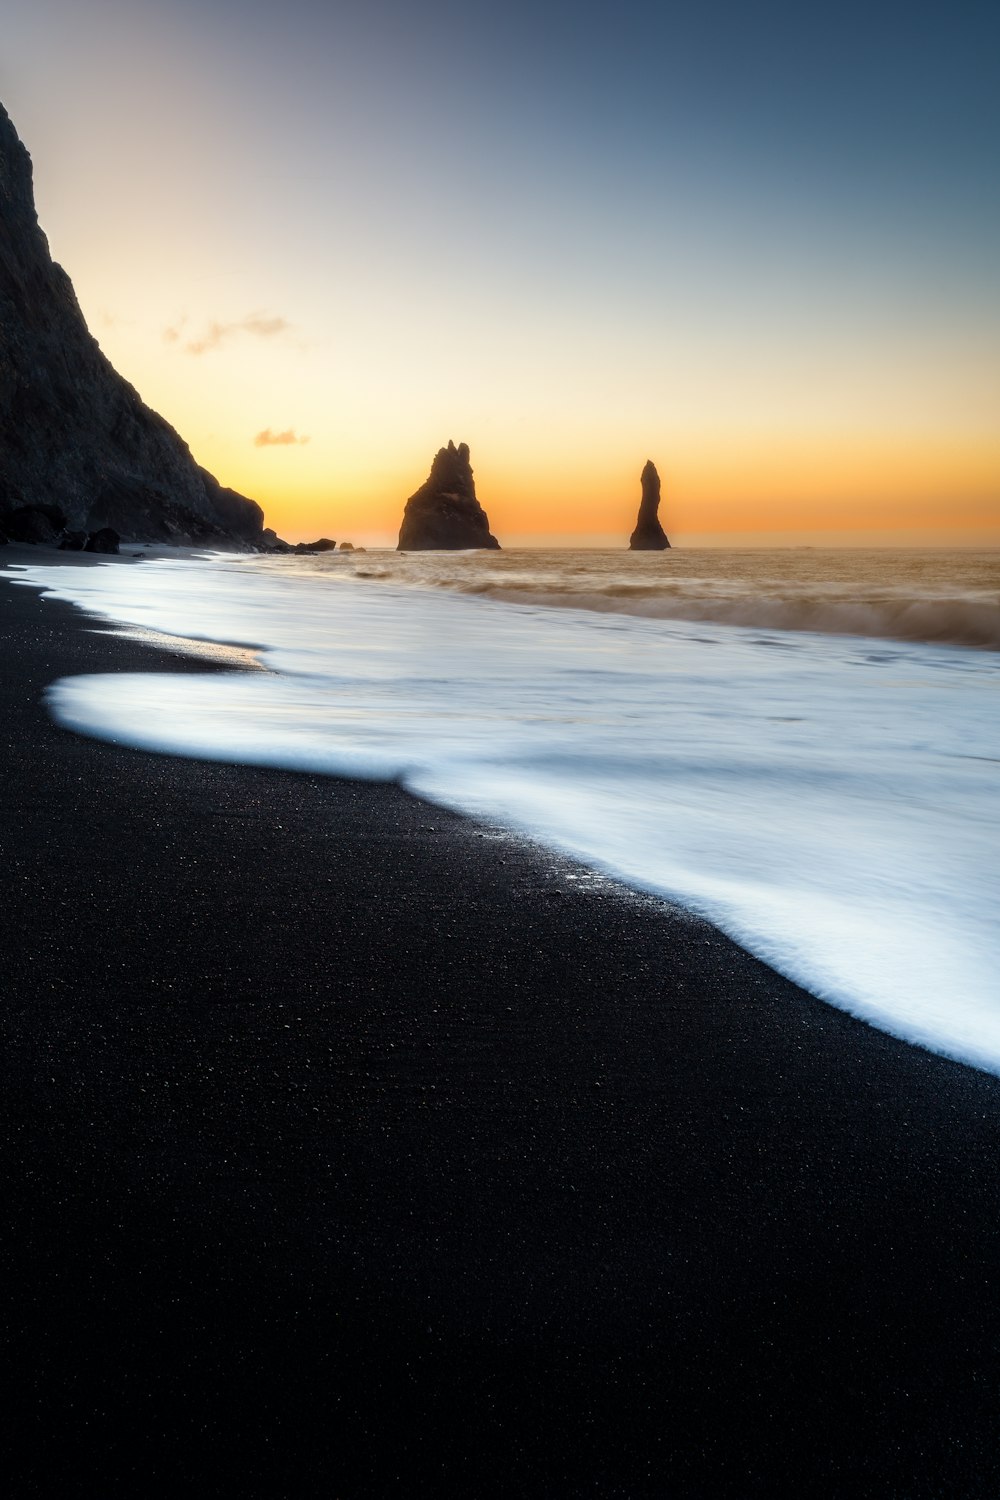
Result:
[12, 552, 1000, 1075]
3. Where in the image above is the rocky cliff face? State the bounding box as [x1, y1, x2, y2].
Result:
[0, 100, 265, 546]
[398, 441, 500, 550]
[628, 460, 670, 550]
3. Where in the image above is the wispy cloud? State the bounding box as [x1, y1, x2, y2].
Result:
[162, 312, 292, 355]
[254, 428, 311, 448]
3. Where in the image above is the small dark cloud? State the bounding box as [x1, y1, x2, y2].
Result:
[254, 428, 310, 448]
[183, 312, 291, 355]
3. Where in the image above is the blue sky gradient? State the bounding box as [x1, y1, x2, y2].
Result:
[2, 0, 997, 540]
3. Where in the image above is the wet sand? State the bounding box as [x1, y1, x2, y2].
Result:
[3, 551, 1000, 1496]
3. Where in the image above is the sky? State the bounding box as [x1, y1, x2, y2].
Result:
[2, 0, 998, 545]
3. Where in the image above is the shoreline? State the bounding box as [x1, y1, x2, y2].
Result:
[4, 549, 1000, 1494]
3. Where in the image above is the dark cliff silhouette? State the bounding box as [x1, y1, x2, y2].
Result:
[398, 441, 500, 551]
[628, 461, 670, 550]
[0, 100, 265, 547]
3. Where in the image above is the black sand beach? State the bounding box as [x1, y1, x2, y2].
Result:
[3, 552, 1000, 1497]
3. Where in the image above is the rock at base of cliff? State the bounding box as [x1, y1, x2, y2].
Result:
[292, 537, 337, 554]
[259, 528, 293, 553]
[2, 505, 67, 543]
[84, 527, 120, 554]
[398, 441, 501, 551]
[628, 461, 670, 550]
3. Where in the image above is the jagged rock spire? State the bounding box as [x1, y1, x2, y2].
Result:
[628, 460, 670, 550]
[398, 440, 501, 551]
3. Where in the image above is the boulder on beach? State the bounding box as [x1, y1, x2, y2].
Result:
[292, 538, 337, 554]
[84, 527, 120, 554]
[1, 505, 67, 544]
[628, 461, 671, 551]
[398, 441, 500, 551]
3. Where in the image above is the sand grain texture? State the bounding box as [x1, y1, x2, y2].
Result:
[2, 555, 1000, 1496]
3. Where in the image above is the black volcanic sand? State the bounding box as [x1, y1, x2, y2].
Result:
[3, 554, 1000, 1498]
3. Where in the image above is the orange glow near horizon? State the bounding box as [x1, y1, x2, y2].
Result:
[14, 166, 991, 550]
[208, 432, 1000, 548]
[31, 119, 993, 553]
[70, 272, 996, 549]
[6, 2, 998, 553]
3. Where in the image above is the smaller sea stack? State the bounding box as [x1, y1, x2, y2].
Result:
[398, 441, 500, 551]
[628, 461, 670, 551]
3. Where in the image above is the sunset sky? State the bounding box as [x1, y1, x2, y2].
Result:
[3, 0, 998, 545]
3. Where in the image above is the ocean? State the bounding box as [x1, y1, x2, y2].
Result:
[13, 547, 1000, 1074]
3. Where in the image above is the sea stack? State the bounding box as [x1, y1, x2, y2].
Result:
[0, 99, 265, 547]
[628, 461, 670, 551]
[398, 441, 500, 551]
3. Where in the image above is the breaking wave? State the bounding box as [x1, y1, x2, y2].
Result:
[278, 546, 1000, 652]
[448, 586, 1000, 650]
